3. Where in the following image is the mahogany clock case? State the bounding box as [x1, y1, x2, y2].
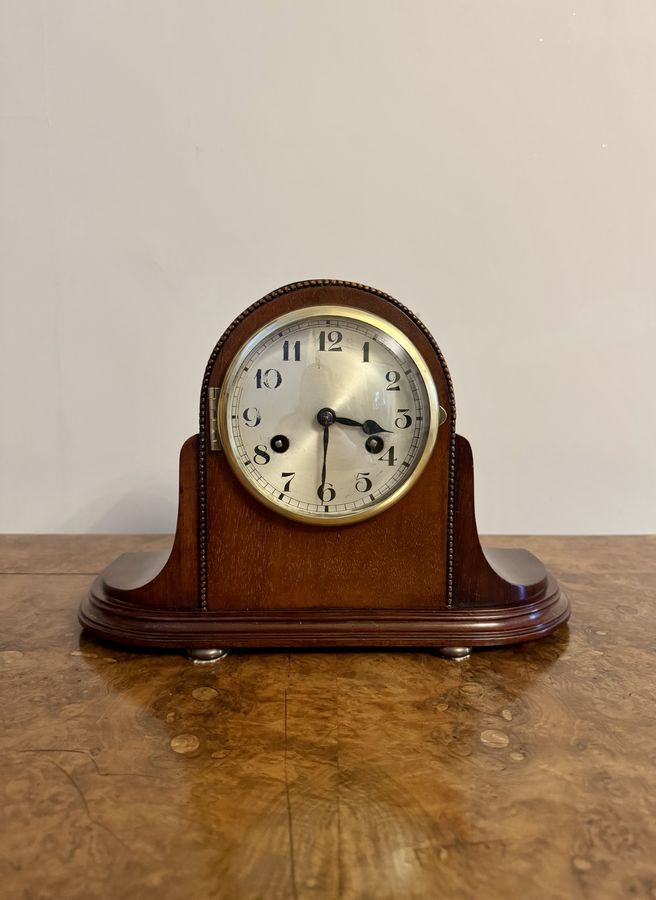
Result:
[79, 280, 570, 651]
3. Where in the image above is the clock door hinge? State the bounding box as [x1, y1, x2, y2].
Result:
[208, 387, 221, 451]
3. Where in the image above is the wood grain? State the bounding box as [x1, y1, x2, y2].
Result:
[0, 534, 170, 574]
[1, 535, 655, 899]
[203, 283, 453, 611]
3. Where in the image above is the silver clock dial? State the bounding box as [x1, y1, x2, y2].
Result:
[218, 307, 440, 524]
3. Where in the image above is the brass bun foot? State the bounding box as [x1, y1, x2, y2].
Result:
[435, 646, 472, 661]
[187, 648, 229, 664]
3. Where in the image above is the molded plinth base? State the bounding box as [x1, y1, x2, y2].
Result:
[79, 547, 570, 651]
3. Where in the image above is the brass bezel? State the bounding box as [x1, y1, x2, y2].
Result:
[217, 306, 440, 526]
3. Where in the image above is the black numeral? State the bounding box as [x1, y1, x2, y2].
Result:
[282, 340, 301, 362]
[386, 371, 401, 391]
[395, 409, 412, 429]
[253, 445, 270, 465]
[355, 472, 372, 493]
[362, 341, 370, 363]
[379, 447, 397, 466]
[255, 368, 282, 389]
[318, 330, 342, 352]
[242, 407, 261, 427]
[282, 472, 295, 492]
[317, 482, 336, 502]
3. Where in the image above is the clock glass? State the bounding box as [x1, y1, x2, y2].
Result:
[217, 306, 440, 524]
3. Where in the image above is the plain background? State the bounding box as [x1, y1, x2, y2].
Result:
[1, 1, 654, 534]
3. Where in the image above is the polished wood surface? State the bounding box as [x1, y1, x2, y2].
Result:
[203, 283, 454, 611]
[2, 535, 654, 899]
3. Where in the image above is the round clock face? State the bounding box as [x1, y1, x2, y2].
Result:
[217, 306, 440, 524]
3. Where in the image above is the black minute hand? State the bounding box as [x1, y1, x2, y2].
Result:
[320, 423, 329, 493]
[334, 416, 392, 435]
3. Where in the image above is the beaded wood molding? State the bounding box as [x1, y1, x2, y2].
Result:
[196, 280, 458, 611]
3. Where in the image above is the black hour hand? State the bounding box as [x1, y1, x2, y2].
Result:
[333, 416, 363, 428]
[334, 416, 391, 435]
[362, 419, 392, 435]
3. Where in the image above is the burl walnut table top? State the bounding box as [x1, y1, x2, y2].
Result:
[0, 535, 654, 900]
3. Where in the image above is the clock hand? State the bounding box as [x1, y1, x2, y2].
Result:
[320, 422, 329, 496]
[315, 409, 335, 497]
[333, 415, 363, 428]
[362, 419, 393, 435]
[333, 416, 392, 435]
[317, 406, 335, 501]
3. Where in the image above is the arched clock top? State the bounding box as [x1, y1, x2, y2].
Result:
[199, 280, 456, 430]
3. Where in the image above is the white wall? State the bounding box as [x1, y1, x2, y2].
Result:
[1, 1, 654, 534]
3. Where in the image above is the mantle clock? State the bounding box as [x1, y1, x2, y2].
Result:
[80, 280, 570, 661]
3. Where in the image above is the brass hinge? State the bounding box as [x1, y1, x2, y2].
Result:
[208, 387, 221, 451]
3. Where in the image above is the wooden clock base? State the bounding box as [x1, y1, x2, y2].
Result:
[81, 557, 567, 653]
[79, 437, 570, 654]
[79, 280, 570, 655]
